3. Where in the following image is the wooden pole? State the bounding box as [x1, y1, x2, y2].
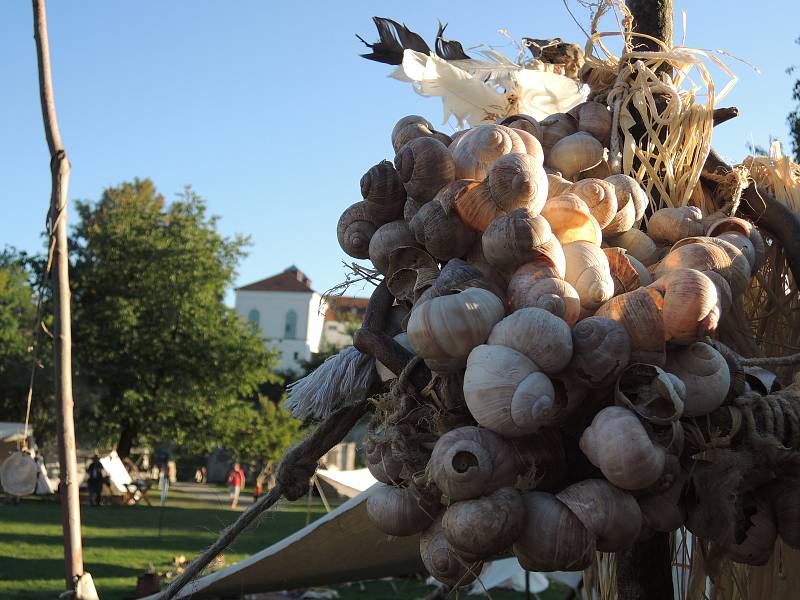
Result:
[32, 0, 84, 589]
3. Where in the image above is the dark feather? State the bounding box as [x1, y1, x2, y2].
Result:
[356, 17, 431, 65]
[435, 22, 470, 61]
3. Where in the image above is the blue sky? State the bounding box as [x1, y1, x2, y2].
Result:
[1, 1, 798, 302]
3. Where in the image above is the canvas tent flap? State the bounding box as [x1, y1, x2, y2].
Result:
[100, 451, 132, 495]
[147, 484, 423, 599]
[316, 468, 376, 498]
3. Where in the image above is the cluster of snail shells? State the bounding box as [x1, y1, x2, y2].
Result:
[339, 108, 772, 582]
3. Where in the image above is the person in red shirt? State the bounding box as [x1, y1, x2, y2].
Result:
[226, 462, 246, 509]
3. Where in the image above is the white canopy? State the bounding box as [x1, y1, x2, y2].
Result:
[100, 451, 132, 495]
[315, 468, 376, 498]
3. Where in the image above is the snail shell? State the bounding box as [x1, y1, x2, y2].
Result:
[366, 483, 436, 536]
[420, 516, 483, 587]
[546, 132, 604, 181]
[566, 178, 619, 229]
[487, 307, 573, 374]
[429, 425, 518, 501]
[707, 216, 765, 272]
[443, 487, 524, 558]
[368, 220, 421, 275]
[391, 115, 451, 152]
[407, 287, 505, 372]
[482, 208, 565, 275]
[595, 286, 666, 365]
[664, 341, 730, 417]
[568, 101, 612, 147]
[715, 231, 757, 274]
[570, 316, 631, 387]
[638, 467, 688, 533]
[563, 241, 615, 313]
[579, 406, 666, 490]
[605, 227, 658, 266]
[647, 268, 720, 344]
[556, 479, 642, 552]
[655, 237, 750, 297]
[403, 197, 424, 224]
[647, 206, 705, 244]
[604, 247, 647, 295]
[541, 194, 603, 245]
[508, 267, 580, 326]
[455, 153, 549, 231]
[425, 257, 503, 301]
[539, 112, 578, 152]
[394, 136, 456, 202]
[602, 174, 647, 234]
[464, 344, 561, 436]
[365, 432, 405, 484]
[513, 491, 596, 571]
[615, 363, 685, 424]
[451, 124, 528, 180]
[361, 160, 407, 223]
[337, 201, 378, 259]
[499, 114, 542, 141]
[547, 173, 573, 199]
[410, 181, 478, 261]
[579, 158, 612, 180]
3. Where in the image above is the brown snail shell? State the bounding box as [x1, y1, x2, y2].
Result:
[464, 344, 559, 436]
[420, 516, 483, 587]
[546, 132, 603, 181]
[546, 173, 573, 199]
[407, 287, 504, 372]
[487, 307, 573, 374]
[566, 178, 619, 229]
[455, 153, 549, 231]
[647, 206, 705, 244]
[614, 363, 685, 424]
[539, 112, 578, 152]
[556, 479, 642, 552]
[429, 426, 518, 502]
[426, 257, 503, 301]
[647, 268, 720, 344]
[570, 316, 631, 387]
[664, 341, 730, 417]
[410, 181, 478, 261]
[394, 136, 455, 202]
[595, 286, 666, 365]
[605, 227, 658, 266]
[443, 487, 524, 558]
[706, 216, 765, 272]
[482, 208, 565, 275]
[368, 220, 421, 275]
[361, 160, 407, 223]
[513, 491, 596, 571]
[541, 194, 602, 246]
[507, 266, 580, 326]
[366, 483, 437, 536]
[579, 406, 666, 490]
[603, 174, 647, 234]
[579, 158, 612, 180]
[403, 197, 424, 223]
[391, 115, 451, 152]
[568, 101, 612, 147]
[365, 432, 406, 484]
[451, 124, 527, 180]
[604, 247, 646, 295]
[563, 241, 615, 313]
[655, 237, 750, 297]
[337, 201, 378, 259]
[499, 114, 542, 141]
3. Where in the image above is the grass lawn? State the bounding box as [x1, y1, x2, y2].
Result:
[0, 485, 568, 599]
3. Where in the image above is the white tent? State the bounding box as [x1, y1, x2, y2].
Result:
[100, 451, 132, 495]
[315, 468, 376, 498]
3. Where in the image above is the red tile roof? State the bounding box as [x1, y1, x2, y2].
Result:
[237, 267, 314, 293]
[325, 296, 369, 321]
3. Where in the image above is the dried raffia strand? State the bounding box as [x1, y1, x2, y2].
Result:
[700, 164, 752, 217]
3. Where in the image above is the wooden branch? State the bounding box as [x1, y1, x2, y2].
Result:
[713, 106, 739, 127]
[32, 0, 85, 590]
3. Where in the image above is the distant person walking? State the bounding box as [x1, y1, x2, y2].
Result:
[226, 462, 246, 509]
[87, 455, 104, 506]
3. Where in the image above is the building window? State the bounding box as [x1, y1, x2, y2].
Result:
[247, 309, 260, 326]
[284, 310, 298, 339]
[293, 352, 299, 360]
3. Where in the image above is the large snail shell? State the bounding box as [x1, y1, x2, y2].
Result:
[455, 153, 549, 231]
[392, 115, 451, 152]
[770, 480, 800, 550]
[615, 363, 685, 424]
[368, 220, 421, 275]
[605, 174, 648, 221]
[366, 483, 436, 536]
[541, 194, 603, 245]
[513, 128, 545, 163]
[664, 342, 730, 417]
[715, 232, 757, 274]
[465, 345, 565, 436]
[513, 491, 596, 571]
[507, 270, 581, 326]
[443, 487, 524, 558]
[546, 132, 604, 181]
[580, 406, 666, 490]
[566, 178, 618, 229]
[429, 426, 518, 502]
[365, 428, 405, 484]
[707, 216, 765, 272]
[556, 479, 642, 552]
[547, 173, 573, 199]
[427, 258, 503, 300]
[420, 516, 483, 587]
[540, 112, 579, 152]
[407, 287, 504, 372]
[403, 197, 424, 224]
[727, 496, 777, 566]
[451, 124, 527, 180]
[595, 287, 666, 365]
[579, 159, 612, 180]
[394, 136, 456, 202]
[638, 468, 688, 533]
[563, 241, 615, 312]
[487, 307, 573, 374]
[361, 160, 407, 223]
[604, 247, 646, 295]
[656, 237, 750, 297]
[499, 114, 542, 141]
[647, 206, 705, 244]
[568, 101, 612, 147]
[605, 228, 658, 266]
[570, 316, 631, 387]
[337, 201, 378, 259]
[482, 208, 564, 275]
[511, 429, 566, 491]
[410, 181, 478, 261]
[647, 268, 720, 344]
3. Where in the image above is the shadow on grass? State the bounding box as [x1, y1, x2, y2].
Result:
[0, 557, 141, 581]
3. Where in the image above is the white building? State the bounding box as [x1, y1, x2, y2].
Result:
[235, 266, 367, 373]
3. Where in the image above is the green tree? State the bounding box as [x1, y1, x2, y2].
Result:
[71, 179, 283, 457]
[788, 36, 800, 160]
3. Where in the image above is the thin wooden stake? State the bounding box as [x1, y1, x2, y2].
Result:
[32, 0, 84, 590]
